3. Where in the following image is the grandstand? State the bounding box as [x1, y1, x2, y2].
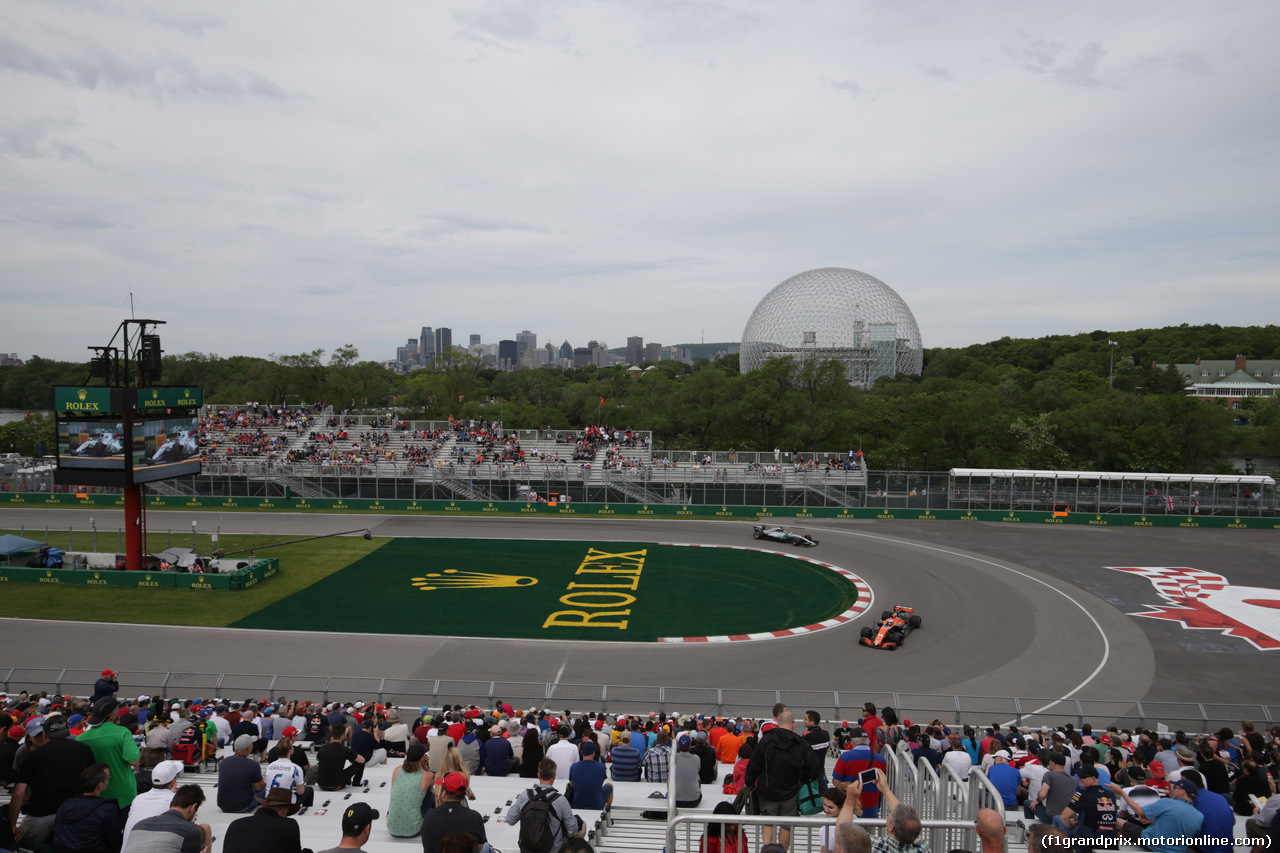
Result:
[1, 682, 1270, 853]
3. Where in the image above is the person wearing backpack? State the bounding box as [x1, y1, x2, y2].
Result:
[506, 757, 585, 853]
[422, 772, 490, 853]
[743, 710, 822, 852]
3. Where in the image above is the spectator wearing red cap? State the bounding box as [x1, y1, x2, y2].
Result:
[0, 724, 22, 787]
[424, 772, 490, 853]
[91, 669, 118, 705]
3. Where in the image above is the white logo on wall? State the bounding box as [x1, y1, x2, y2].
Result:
[1107, 566, 1280, 650]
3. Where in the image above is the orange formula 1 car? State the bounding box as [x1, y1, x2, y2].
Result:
[859, 605, 922, 649]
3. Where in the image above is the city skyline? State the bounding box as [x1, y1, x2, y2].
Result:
[2, 2, 1276, 363]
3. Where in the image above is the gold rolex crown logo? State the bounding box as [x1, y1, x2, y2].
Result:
[151, 389, 158, 399]
[411, 569, 537, 591]
[77, 388, 87, 401]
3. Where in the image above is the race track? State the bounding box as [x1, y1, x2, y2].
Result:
[2, 510, 1276, 707]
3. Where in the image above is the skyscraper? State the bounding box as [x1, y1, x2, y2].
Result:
[435, 327, 452, 356]
[516, 329, 537, 356]
[645, 342, 662, 363]
[469, 334, 481, 348]
[420, 327, 435, 364]
[559, 341, 573, 360]
[627, 336, 643, 366]
[498, 339, 518, 369]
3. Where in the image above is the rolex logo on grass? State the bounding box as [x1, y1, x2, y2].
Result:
[411, 569, 538, 591]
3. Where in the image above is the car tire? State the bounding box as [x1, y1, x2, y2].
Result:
[860, 627, 873, 640]
[880, 610, 892, 621]
[753, 531, 762, 540]
[909, 614, 922, 629]
[793, 539, 803, 546]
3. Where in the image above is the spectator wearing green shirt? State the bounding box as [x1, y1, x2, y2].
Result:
[76, 696, 141, 810]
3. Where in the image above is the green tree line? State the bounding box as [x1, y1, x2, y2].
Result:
[4, 325, 1280, 471]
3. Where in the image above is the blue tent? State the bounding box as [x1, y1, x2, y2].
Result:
[0, 533, 46, 559]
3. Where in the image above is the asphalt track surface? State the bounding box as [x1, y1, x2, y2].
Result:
[2, 510, 1277, 707]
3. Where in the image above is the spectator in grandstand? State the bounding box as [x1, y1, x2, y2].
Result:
[507, 758, 586, 851]
[121, 759, 185, 848]
[942, 733, 973, 781]
[303, 703, 329, 744]
[423, 773, 491, 853]
[643, 729, 674, 783]
[716, 721, 742, 765]
[975, 807, 1006, 853]
[1051, 766, 1117, 851]
[382, 708, 410, 755]
[144, 712, 174, 757]
[433, 742, 477, 803]
[219, 734, 266, 812]
[1027, 823, 1064, 853]
[386, 744, 435, 838]
[519, 728, 545, 778]
[230, 707, 268, 756]
[567, 740, 613, 809]
[7, 714, 95, 846]
[1195, 742, 1231, 796]
[547, 724, 580, 781]
[609, 733, 642, 782]
[457, 721, 485, 775]
[744, 709, 822, 852]
[859, 703, 883, 743]
[1152, 738, 1180, 777]
[1112, 779, 1204, 853]
[986, 750, 1022, 808]
[833, 727, 887, 818]
[1235, 759, 1272, 817]
[871, 768, 928, 853]
[210, 704, 233, 747]
[350, 718, 387, 785]
[1030, 752, 1075, 825]
[51, 763, 122, 853]
[1178, 769, 1233, 853]
[125, 783, 212, 853]
[222, 787, 303, 852]
[674, 734, 702, 808]
[0, 723, 21, 787]
[317, 725, 366, 792]
[690, 730, 718, 784]
[701, 801, 750, 853]
[1247, 791, 1280, 841]
[91, 669, 119, 705]
[484, 723, 515, 776]
[264, 738, 314, 809]
[317, 801, 379, 853]
[78, 696, 141, 811]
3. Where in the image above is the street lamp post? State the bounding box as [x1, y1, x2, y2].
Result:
[1108, 340, 1119, 386]
[191, 520, 197, 551]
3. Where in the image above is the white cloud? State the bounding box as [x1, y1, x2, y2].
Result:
[0, 0, 1277, 364]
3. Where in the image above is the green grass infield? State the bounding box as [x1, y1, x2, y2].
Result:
[231, 538, 860, 642]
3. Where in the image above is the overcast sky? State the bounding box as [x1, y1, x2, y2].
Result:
[2, 0, 1277, 365]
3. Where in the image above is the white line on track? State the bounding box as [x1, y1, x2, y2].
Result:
[819, 526, 1113, 717]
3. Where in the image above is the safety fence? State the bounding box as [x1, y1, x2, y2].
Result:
[4, 490, 1279, 528]
[3, 669, 1274, 733]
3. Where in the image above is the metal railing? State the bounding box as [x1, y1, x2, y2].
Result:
[4, 669, 1275, 732]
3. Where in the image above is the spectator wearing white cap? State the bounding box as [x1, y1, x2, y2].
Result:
[121, 759, 185, 848]
[987, 750, 1022, 808]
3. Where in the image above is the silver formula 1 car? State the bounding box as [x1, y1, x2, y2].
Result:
[752, 525, 819, 547]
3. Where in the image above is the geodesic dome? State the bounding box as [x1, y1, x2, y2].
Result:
[740, 267, 923, 387]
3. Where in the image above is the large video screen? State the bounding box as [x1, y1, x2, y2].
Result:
[130, 416, 202, 484]
[57, 419, 128, 470]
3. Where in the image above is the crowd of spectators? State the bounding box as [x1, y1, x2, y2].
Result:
[5, 681, 1279, 853]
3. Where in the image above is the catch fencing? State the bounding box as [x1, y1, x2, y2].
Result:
[4, 668, 1274, 734]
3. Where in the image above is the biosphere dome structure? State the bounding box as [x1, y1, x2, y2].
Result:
[740, 267, 923, 387]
